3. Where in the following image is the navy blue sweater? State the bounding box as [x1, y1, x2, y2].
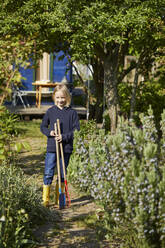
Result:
[40, 105, 80, 153]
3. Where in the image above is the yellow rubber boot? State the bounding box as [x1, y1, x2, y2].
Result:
[42, 185, 50, 207]
[55, 181, 59, 205]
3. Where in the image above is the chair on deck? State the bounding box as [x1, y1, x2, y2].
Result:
[11, 84, 30, 108]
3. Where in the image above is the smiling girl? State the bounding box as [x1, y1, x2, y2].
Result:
[40, 84, 80, 207]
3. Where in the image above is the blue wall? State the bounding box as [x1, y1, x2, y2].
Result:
[51, 51, 72, 83]
[19, 66, 34, 91]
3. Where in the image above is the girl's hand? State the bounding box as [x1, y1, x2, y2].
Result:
[50, 130, 55, 136]
[50, 131, 62, 142]
[55, 134, 62, 142]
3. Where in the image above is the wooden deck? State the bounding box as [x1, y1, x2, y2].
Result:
[6, 105, 87, 119]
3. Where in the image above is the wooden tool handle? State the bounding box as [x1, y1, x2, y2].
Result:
[57, 119, 66, 179]
[54, 123, 61, 189]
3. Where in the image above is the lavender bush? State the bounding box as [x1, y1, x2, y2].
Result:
[69, 108, 165, 248]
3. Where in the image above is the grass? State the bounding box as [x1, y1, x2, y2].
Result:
[72, 212, 140, 247]
[16, 119, 43, 138]
[14, 119, 46, 156]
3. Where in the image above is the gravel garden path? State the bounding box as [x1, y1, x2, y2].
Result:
[17, 121, 112, 248]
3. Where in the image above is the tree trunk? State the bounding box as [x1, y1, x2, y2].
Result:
[94, 81, 103, 122]
[92, 59, 104, 122]
[130, 65, 139, 120]
[103, 46, 120, 134]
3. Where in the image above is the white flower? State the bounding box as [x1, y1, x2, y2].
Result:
[0, 215, 5, 222]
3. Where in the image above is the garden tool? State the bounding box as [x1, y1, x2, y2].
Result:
[42, 185, 50, 207]
[54, 181, 65, 205]
[61, 182, 65, 193]
[57, 119, 71, 207]
[54, 123, 65, 209]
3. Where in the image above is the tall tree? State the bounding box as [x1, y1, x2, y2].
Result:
[0, 0, 164, 132]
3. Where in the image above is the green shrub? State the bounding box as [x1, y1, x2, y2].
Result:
[69, 107, 165, 247]
[0, 106, 19, 162]
[0, 165, 46, 248]
[0, 106, 31, 165]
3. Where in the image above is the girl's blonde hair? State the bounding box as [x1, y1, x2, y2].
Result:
[52, 84, 71, 107]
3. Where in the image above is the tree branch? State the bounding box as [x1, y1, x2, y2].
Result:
[72, 63, 85, 85]
[118, 60, 137, 82]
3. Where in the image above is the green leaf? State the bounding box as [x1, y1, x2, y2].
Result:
[14, 142, 23, 152]
[0, 148, 5, 155]
[0, 155, 6, 160]
[22, 142, 31, 151]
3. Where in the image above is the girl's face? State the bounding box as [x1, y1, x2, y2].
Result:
[54, 90, 66, 109]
